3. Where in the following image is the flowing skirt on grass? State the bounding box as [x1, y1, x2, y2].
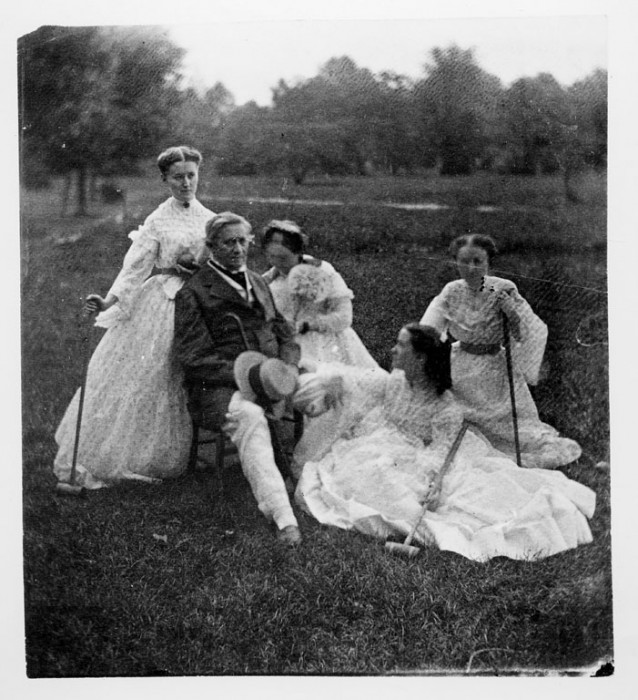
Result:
[53, 276, 192, 489]
[451, 345, 581, 469]
[296, 427, 595, 562]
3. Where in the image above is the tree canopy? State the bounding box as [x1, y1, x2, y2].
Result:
[19, 25, 185, 212]
[19, 28, 607, 199]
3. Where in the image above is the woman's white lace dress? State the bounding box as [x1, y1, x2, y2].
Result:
[264, 258, 378, 368]
[266, 258, 378, 476]
[421, 276, 581, 469]
[53, 197, 214, 488]
[295, 366, 595, 562]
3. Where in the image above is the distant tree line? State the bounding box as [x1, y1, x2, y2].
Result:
[19, 27, 606, 213]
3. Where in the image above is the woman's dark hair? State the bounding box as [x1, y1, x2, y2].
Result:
[262, 220, 306, 255]
[157, 145, 203, 176]
[403, 323, 452, 395]
[449, 233, 498, 264]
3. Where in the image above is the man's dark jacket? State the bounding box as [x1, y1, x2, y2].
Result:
[173, 264, 297, 388]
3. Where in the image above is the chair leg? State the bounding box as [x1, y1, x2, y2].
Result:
[293, 409, 304, 444]
[188, 423, 200, 471]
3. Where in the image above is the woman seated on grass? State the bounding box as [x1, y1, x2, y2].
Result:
[261, 219, 377, 369]
[53, 145, 214, 489]
[292, 324, 595, 562]
[420, 233, 582, 470]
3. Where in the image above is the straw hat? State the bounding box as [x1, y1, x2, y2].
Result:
[234, 352, 298, 411]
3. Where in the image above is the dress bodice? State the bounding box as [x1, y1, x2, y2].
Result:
[127, 197, 212, 268]
[266, 258, 353, 325]
[426, 277, 520, 344]
[420, 275, 549, 384]
[337, 368, 462, 456]
[106, 197, 214, 314]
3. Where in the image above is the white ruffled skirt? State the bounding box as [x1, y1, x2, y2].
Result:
[53, 276, 192, 488]
[451, 345, 582, 469]
[296, 428, 595, 562]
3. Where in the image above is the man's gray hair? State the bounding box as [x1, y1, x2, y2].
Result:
[205, 212, 253, 245]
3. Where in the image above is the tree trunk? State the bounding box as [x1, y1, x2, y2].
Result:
[75, 166, 89, 216]
[60, 171, 72, 217]
[89, 170, 99, 202]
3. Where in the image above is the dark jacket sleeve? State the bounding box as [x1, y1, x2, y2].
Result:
[270, 300, 300, 364]
[173, 287, 236, 386]
[274, 317, 300, 365]
[251, 274, 300, 364]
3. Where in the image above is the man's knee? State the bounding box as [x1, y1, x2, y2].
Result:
[230, 394, 267, 425]
[188, 385, 236, 431]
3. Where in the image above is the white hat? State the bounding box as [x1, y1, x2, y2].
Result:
[234, 351, 298, 408]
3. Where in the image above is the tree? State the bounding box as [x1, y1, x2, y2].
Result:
[569, 69, 607, 168]
[19, 25, 185, 214]
[270, 56, 384, 179]
[173, 82, 236, 162]
[502, 73, 572, 175]
[373, 72, 422, 174]
[216, 101, 276, 176]
[415, 45, 504, 175]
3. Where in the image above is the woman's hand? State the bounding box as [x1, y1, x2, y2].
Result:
[84, 294, 107, 315]
[175, 253, 200, 278]
[292, 372, 344, 417]
[425, 479, 442, 511]
[493, 289, 521, 339]
[175, 262, 200, 278]
[85, 293, 117, 316]
[493, 289, 516, 316]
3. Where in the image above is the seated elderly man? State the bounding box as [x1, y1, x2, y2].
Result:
[173, 211, 302, 547]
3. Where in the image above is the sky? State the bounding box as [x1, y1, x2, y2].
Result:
[168, 15, 607, 106]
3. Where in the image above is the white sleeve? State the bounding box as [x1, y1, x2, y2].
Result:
[106, 221, 159, 312]
[511, 292, 548, 385]
[420, 291, 449, 336]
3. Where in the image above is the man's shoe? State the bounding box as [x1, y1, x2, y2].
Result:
[277, 525, 302, 547]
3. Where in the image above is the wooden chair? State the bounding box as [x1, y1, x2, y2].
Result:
[188, 409, 304, 483]
[188, 422, 238, 475]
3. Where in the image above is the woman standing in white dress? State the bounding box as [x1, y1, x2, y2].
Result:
[293, 324, 595, 562]
[261, 220, 377, 369]
[53, 146, 215, 488]
[420, 234, 581, 470]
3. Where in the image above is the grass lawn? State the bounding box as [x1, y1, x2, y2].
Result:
[20, 170, 611, 676]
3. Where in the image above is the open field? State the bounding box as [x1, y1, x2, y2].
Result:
[21, 171, 610, 676]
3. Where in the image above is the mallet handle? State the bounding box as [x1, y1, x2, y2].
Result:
[70, 313, 95, 484]
[403, 421, 469, 547]
[502, 313, 522, 467]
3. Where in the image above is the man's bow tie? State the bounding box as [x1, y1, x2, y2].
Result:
[209, 261, 247, 288]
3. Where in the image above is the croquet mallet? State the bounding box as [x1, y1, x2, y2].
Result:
[55, 310, 95, 497]
[502, 312, 522, 467]
[385, 421, 469, 557]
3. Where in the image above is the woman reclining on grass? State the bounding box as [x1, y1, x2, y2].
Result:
[292, 324, 595, 562]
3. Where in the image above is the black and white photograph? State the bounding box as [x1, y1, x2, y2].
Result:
[8, 0, 634, 691]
